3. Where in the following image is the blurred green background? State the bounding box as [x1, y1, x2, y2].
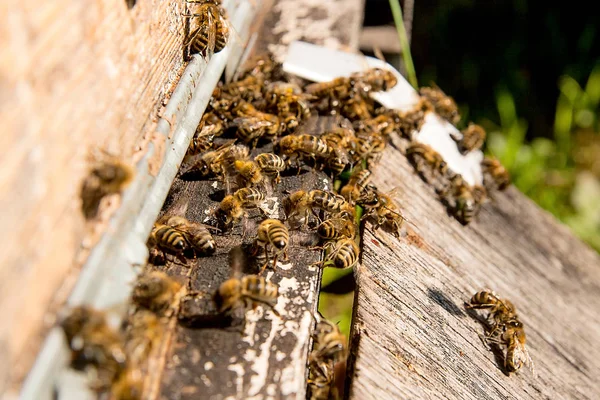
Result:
[319, 0, 600, 335]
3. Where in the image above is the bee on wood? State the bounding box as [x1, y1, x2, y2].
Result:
[419, 85, 460, 125]
[311, 315, 347, 364]
[321, 126, 356, 150]
[215, 187, 266, 228]
[131, 270, 182, 314]
[80, 155, 134, 219]
[497, 322, 533, 374]
[350, 133, 386, 167]
[341, 94, 373, 121]
[340, 168, 372, 203]
[148, 223, 189, 257]
[184, 0, 229, 58]
[308, 359, 336, 400]
[233, 115, 284, 148]
[465, 290, 520, 337]
[313, 238, 360, 270]
[357, 186, 405, 238]
[234, 160, 263, 187]
[182, 141, 236, 178]
[351, 67, 398, 94]
[221, 76, 265, 102]
[305, 77, 352, 100]
[254, 153, 286, 184]
[275, 134, 332, 168]
[237, 53, 286, 82]
[284, 190, 354, 225]
[481, 156, 511, 192]
[354, 114, 397, 137]
[439, 175, 487, 225]
[110, 367, 143, 400]
[123, 310, 162, 366]
[406, 142, 448, 183]
[263, 82, 312, 130]
[215, 247, 279, 323]
[255, 219, 289, 274]
[325, 146, 352, 178]
[457, 123, 486, 154]
[162, 215, 216, 256]
[186, 112, 224, 157]
[385, 99, 433, 139]
[59, 306, 127, 392]
[317, 217, 356, 241]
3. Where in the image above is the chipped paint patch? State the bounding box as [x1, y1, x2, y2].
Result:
[212, 181, 219, 188]
[262, 196, 280, 219]
[278, 277, 299, 294]
[277, 261, 293, 271]
[246, 316, 283, 396]
[276, 351, 287, 361]
[242, 308, 262, 346]
[204, 361, 214, 371]
[280, 312, 313, 397]
[227, 363, 245, 396]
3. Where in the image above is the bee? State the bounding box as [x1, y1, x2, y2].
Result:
[162, 215, 216, 256]
[148, 223, 189, 256]
[254, 153, 286, 184]
[341, 94, 373, 121]
[351, 133, 386, 167]
[457, 123, 486, 154]
[184, 0, 229, 57]
[314, 238, 360, 270]
[340, 168, 371, 203]
[440, 175, 487, 225]
[182, 141, 235, 178]
[131, 270, 182, 313]
[321, 126, 356, 149]
[237, 53, 285, 82]
[80, 155, 134, 219]
[285, 190, 354, 225]
[406, 142, 448, 182]
[305, 77, 352, 99]
[465, 290, 519, 331]
[110, 367, 144, 400]
[317, 216, 356, 241]
[325, 146, 352, 178]
[357, 187, 405, 237]
[308, 359, 336, 400]
[124, 310, 162, 366]
[311, 316, 347, 363]
[354, 114, 396, 137]
[419, 85, 460, 125]
[59, 306, 127, 391]
[186, 112, 224, 156]
[256, 219, 289, 274]
[481, 156, 511, 191]
[234, 160, 264, 187]
[385, 99, 433, 139]
[500, 323, 533, 374]
[222, 77, 264, 103]
[275, 134, 332, 168]
[233, 115, 284, 147]
[263, 82, 312, 128]
[215, 187, 266, 227]
[351, 67, 398, 94]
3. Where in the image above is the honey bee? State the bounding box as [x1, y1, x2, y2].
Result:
[222, 75, 264, 103]
[305, 77, 352, 100]
[457, 123, 486, 154]
[131, 270, 182, 313]
[184, 0, 229, 57]
[182, 141, 235, 178]
[385, 99, 433, 139]
[285, 190, 354, 225]
[499, 323, 533, 374]
[237, 53, 285, 82]
[263, 82, 312, 130]
[419, 85, 460, 125]
[317, 216, 356, 241]
[325, 146, 352, 178]
[308, 359, 336, 400]
[233, 115, 284, 147]
[314, 238, 360, 270]
[275, 134, 332, 168]
[465, 290, 519, 331]
[59, 306, 127, 391]
[110, 367, 143, 400]
[124, 310, 162, 366]
[162, 215, 216, 256]
[254, 153, 286, 184]
[234, 160, 264, 187]
[148, 223, 189, 256]
[440, 175, 487, 225]
[81, 155, 134, 219]
[354, 114, 397, 137]
[215, 187, 266, 227]
[481, 156, 511, 191]
[351, 67, 398, 94]
[321, 126, 356, 149]
[256, 219, 289, 274]
[311, 316, 347, 363]
[357, 187, 405, 237]
[351, 133, 386, 167]
[406, 142, 448, 182]
[341, 94, 373, 121]
[186, 112, 224, 156]
[340, 168, 371, 203]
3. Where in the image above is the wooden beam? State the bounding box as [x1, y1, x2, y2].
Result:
[346, 140, 600, 398]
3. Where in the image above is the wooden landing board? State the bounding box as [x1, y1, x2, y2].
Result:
[347, 138, 600, 399]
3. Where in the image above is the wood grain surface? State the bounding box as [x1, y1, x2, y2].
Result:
[0, 0, 188, 389]
[346, 136, 600, 399]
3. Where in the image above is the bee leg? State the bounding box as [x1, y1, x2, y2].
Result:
[271, 253, 279, 272]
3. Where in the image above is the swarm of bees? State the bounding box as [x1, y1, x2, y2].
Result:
[466, 290, 534, 375]
[69, 50, 519, 398]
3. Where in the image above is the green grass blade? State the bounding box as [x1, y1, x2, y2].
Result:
[388, 0, 418, 88]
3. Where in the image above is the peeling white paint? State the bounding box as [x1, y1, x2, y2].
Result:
[242, 308, 261, 347]
[278, 277, 299, 294]
[276, 261, 293, 271]
[204, 361, 214, 371]
[247, 316, 283, 396]
[275, 351, 286, 361]
[212, 181, 219, 188]
[280, 312, 313, 397]
[262, 196, 280, 219]
[227, 363, 245, 397]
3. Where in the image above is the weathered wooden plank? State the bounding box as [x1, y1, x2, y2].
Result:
[347, 140, 600, 399]
[0, 0, 188, 388]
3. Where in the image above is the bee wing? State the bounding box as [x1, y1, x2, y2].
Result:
[232, 117, 272, 129]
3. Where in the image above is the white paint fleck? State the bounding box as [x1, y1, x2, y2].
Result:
[227, 363, 245, 397]
[281, 312, 313, 396]
[276, 351, 286, 361]
[278, 277, 299, 294]
[200, 374, 212, 387]
[204, 361, 214, 371]
[242, 308, 261, 347]
[247, 315, 283, 396]
[212, 181, 219, 188]
[276, 261, 293, 271]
